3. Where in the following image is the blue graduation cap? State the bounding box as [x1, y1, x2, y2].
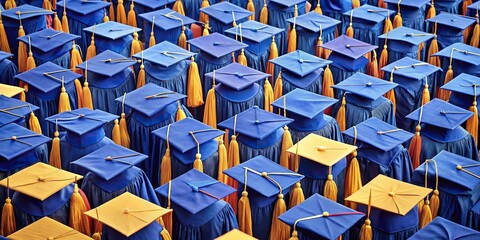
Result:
[322, 35, 377, 71]
[0, 51, 13, 62]
[56, 0, 110, 26]
[409, 217, 480, 240]
[133, 0, 175, 11]
[156, 168, 236, 214]
[132, 41, 194, 68]
[200, 1, 252, 33]
[381, 57, 441, 87]
[71, 144, 147, 181]
[441, 73, 480, 111]
[0, 123, 50, 162]
[332, 72, 398, 101]
[152, 117, 224, 164]
[384, 0, 430, 30]
[278, 193, 364, 240]
[426, 13, 476, 49]
[139, 8, 196, 46]
[83, 21, 141, 56]
[0, 94, 38, 127]
[432, 43, 480, 75]
[188, 32, 247, 59]
[467, 1, 480, 17]
[378, 26, 433, 61]
[271, 88, 337, 131]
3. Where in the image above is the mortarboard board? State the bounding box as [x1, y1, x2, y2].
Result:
[0, 94, 38, 126]
[0, 123, 49, 162]
[0, 51, 13, 62]
[384, 0, 430, 8]
[187, 32, 248, 58]
[442, 73, 480, 99]
[268, 0, 305, 8]
[71, 144, 147, 181]
[132, 0, 175, 11]
[332, 72, 398, 101]
[14, 62, 82, 99]
[432, 43, 480, 72]
[270, 50, 331, 78]
[409, 217, 480, 240]
[322, 35, 377, 71]
[56, 0, 110, 25]
[156, 169, 236, 214]
[152, 118, 224, 164]
[45, 108, 117, 148]
[467, 1, 480, 17]
[84, 192, 171, 237]
[114, 83, 186, 120]
[215, 229, 258, 240]
[139, 8, 195, 31]
[288, 12, 340, 34]
[1, 4, 51, 26]
[224, 20, 284, 55]
[18, 28, 80, 61]
[132, 41, 194, 68]
[0, 162, 82, 201]
[200, 2, 252, 26]
[381, 57, 441, 87]
[278, 193, 365, 240]
[83, 21, 141, 54]
[7, 217, 93, 240]
[0, 84, 24, 98]
[343, 5, 395, 26]
[406, 98, 473, 130]
[426, 12, 476, 35]
[378, 26, 433, 52]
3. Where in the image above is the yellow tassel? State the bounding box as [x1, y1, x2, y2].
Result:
[26, 51, 36, 72]
[5, 0, 16, 9]
[470, 21, 479, 48]
[463, 0, 472, 16]
[352, 0, 360, 8]
[345, 151, 362, 210]
[384, 17, 393, 34]
[0, 13, 11, 53]
[173, 0, 185, 16]
[82, 81, 93, 110]
[130, 32, 142, 57]
[160, 228, 172, 240]
[62, 12, 70, 34]
[17, 26, 27, 72]
[163, 212, 173, 239]
[378, 0, 386, 8]
[86, 38, 96, 61]
[109, 0, 115, 22]
[260, 2, 268, 24]
[92, 232, 101, 240]
[116, 0, 127, 24]
[322, 65, 334, 98]
[385, 88, 396, 114]
[238, 191, 253, 235]
[53, 12, 62, 31]
[203, 84, 217, 128]
[127, 1, 137, 27]
[193, 153, 203, 172]
[270, 194, 289, 240]
[238, 49, 247, 66]
[346, 24, 354, 38]
[370, 51, 379, 78]
[70, 43, 83, 70]
[103, 11, 109, 23]
[266, 36, 278, 79]
[360, 219, 372, 240]
[324, 173, 337, 201]
[428, 37, 440, 67]
[466, 101, 478, 144]
[160, 148, 172, 186]
[149, 19, 156, 48]
[287, 25, 297, 53]
[112, 119, 121, 145]
[289, 182, 305, 209]
[217, 139, 228, 183]
[279, 126, 293, 170]
[315, 1, 323, 14]
[1, 197, 15, 236]
[59, 84, 72, 113]
[187, 56, 204, 108]
[178, 26, 187, 49]
[290, 230, 299, 240]
[379, 45, 388, 79]
[430, 190, 440, 218]
[43, 0, 52, 10]
[247, 0, 255, 20]
[49, 131, 62, 169]
[438, 66, 453, 101]
[409, 125, 422, 169]
[203, 22, 210, 36]
[426, 1, 436, 19]
[176, 102, 186, 121]
[421, 82, 430, 106]
[29, 112, 42, 134]
[393, 13, 402, 28]
[137, 64, 146, 89]
[225, 134, 240, 213]
[69, 183, 91, 236]
[273, 72, 283, 100]
[119, 113, 130, 148]
[419, 199, 432, 228]
[199, 0, 210, 23]
[336, 95, 346, 132]
[264, 79, 274, 112]
[19, 91, 26, 102]
[316, 36, 323, 58]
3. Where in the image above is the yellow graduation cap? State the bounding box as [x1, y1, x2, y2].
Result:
[287, 134, 357, 202]
[7, 217, 93, 240]
[215, 229, 258, 240]
[0, 83, 25, 99]
[84, 192, 172, 238]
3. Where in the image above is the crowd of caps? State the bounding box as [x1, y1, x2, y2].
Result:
[0, 0, 479, 239]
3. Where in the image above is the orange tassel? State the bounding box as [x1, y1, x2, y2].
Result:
[53, 12, 62, 31]
[314, 0, 323, 14]
[409, 125, 423, 169]
[352, 0, 360, 8]
[260, 1, 268, 24]
[1, 178, 15, 236]
[336, 95, 346, 132]
[266, 36, 278, 81]
[116, 0, 127, 24]
[17, 25, 27, 72]
[130, 31, 142, 57]
[178, 26, 187, 50]
[426, 1, 436, 19]
[344, 150, 362, 210]
[62, 4, 70, 33]
[470, 17, 479, 48]
[437, 66, 454, 101]
[322, 65, 334, 98]
[109, 0, 115, 22]
[379, 44, 389, 79]
[112, 119, 121, 144]
[50, 131, 62, 169]
[421, 81, 430, 106]
[247, 0, 255, 20]
[287, 20, 297, 53]
[273, 71, 283, 100]
[149, 16, 156, 48]
[0, 11, 11, 53]
[70, 43, 83, 70]
[385, 74, 396, 113]
[69, 183, 92, 236]
[378, 0, 386, 8]
[466, 100, 478, 144]
[199, 0, 210, 23]
[173, 0, 185, 16]
[264, 79, 274, 112]
[203, 81, 217, 129]
[186, 56, 204, 108]
[127, 1, 137, 27]
[74, 79, 84, 109]
[463, 0, 472, 16]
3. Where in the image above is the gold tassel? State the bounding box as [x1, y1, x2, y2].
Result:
[26, 37, 36, 71]
[112, 119, 121, 144]
[346, 10, 354, 37]
[385, 78, 396, 113]
[1, 178, 15, 236]
[203, 73, 217, 128]
[345, 150, 362, 210]
[238, 167, 253, 235]
[266, 36, 278, 80]
[86, 25, 97, 60]
[428, 35, 440, 67]
[287, 18, 297, 53]
[199, 0, 210, 23]
[324, 167, 337, 201]
[426, 0, 436, 19]
[163, 211, 173, 239]
[225, 117, 240, 213]
[289, 182, 305, 208]
[193, 153, 203, 172]
[109, 0, 115, 22]
[438, 65, 454, 101]
[186, 56, 204, 108]
[378, 0, 386, 8]
[280, 126, 293, 170]
[393, 14, 402, 28]
[178, 26, 187, 49]
[314, 0, 323, 14]
[176, 101, 187, 121]
[118, 93, 130, 148]
[74, 80, 84, 109]
[137, 63, 145, 89]
[5, 0, 16, 9]
[463, 0, 472, 16]
[116, 0, 127, 24]
[0, 11, 11, 53]
[50, 130, 62, 169]
[336, 94, 346, 132]
[290, 230, 299, 240]
[260, 1, 268, 24]
[419, 199, 432, 228]
[62, 2, 70, 33]
[103, 10, 109, 23]
[316, 35, 323, 58]
[29, 111, 42, 134]
[270, 193, 289, 240]
[149, 16, 156, 48]
[471, 10, 479, 47]
[370, 51, 379, 78]
[430, 190, 440, 218]
[264, 78, 274, 112]
[379, 44, 388, 79]
[247, 0, 255, 20]
[238, 49, 247, 66]
[92, 233, 101, 240]
[160, 228, 172, 240]
[70, 42, 83, 70]
[273, 71, 283, 100]
[19, 91, 26, 102]
[58, 79, 72, 113]
[173, 0, 185, 16]
[53, 12, 62, 31]
[43, 0, 52, 10]
[127, 0, 137, 27]
[421, 81, 430, 106]
[160, 137, 172, 185]
[69, 182, 91, 236]
[409, 124, 422, 169]
[217, 139, 228, 183]
[384, 16, 393, 34]
[466, 97, 478, 144]
[17, 24, 27, 72]
[203, 21, 210, 36]
[352, 0, 360, 8]
[360, 190, 373, 240]
[322, 65, 334, 98]
[130, 31, 142, 57]
[82, 81, 93, 110]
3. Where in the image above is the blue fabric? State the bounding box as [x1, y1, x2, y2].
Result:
[289, 115, 343, 143]
[468, 202, 480, 230]
[267, 2, 306, 55]
[89, 70, 136, 116]
[102, 221, 164, 240]
[296, 26, 336, 56]
[13, 184, 72, 229]
[0, 57, 18, 86]
[196, 53, 233, 100]
[301, 168, 346, 201]
[168, 200, 238, 240]
[237, 0, 263, 22]
[33, 50, 71, 69]
[434, 0, 463, 14]
[330, 65, 365, 99]
[385, 4, 427, 31]
[341, 14, 384, 46]
[144, 60, 188, 96]
[435, 58, 480, 91]
[282, 69, 323, 96]
[426, 22, 465, 51]
[184, 0, 203, 21]
[142, 22, 193, 48]
[236, 128, 283, 163]
[215, 85, 264, 124]
[243, 33, 284, 74]
[81, 167, 159, 208]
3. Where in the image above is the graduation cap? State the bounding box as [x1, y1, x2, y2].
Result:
[278, 193, 365, 240]
[0, 51, 13, 65]
[269, 50, 332, 99]
[187, 32, 247, 59]
[215, 229, 258, 240]
[0, 94, 40, 131]
[271, 88, 338, 132]
[378, 26, 433, 57]
[346, 174, 432, 235]
[0, 84, 25, 100]
[85, 192, 172, 238]
[426, 13, 475, 47]
[14, 62, 83, 113]
[71, 144, 147, 181]
[139, 8, 195, 49]
[384, 0, 431, 28]
[223, 155, 304, 238]
[440, 73, 479, 144]
[410, 217, 480, 240]
[200, 2, 252, 32]
[343, 4, 396, 38]
[322, 35, 377, 71]
[7, 217, 92, 240]
[287, 134, 357, 202]
[56, 0, 110, 26]
[132, 0, 175, 12]
[82, 21, 142, 56]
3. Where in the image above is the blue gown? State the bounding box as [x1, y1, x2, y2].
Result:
[144, 60, 188, 96]
[267, 2, 306, 55]
[299, 156, 346, 201]
[196, 53, 233, 101]
[468, 200, 480, 230]
[385, 4, 427, 31]
[237, 128, 283, 164]
[297, 26, 336, 56]
[289, 115, 343, 143]
[214, 83, 264, 124]
[184, 0, 204, 22]
[243, 34, 284, 74]
[102, 221, 165, 240]
[448, 92, 480, 150]
[341, 13, 384, 46]
[81, 166, 159, 208]
[0, 57, 18, 86]
[209, 18, 248, 34]
[142, 23, 193, 49]
[282, 69, 324, 96]
[33, 50, 71, 70]
[330, 65, 365, 99]
[380, 38, 426, 64]
[434, 0, 463, 14]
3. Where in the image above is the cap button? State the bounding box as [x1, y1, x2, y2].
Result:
[388, 192, 395, 197]
[366, 82, 373, 87]
[346, 44, 351, 48]
[38, 176, 45, 182]
[255, 120, 260, 124]
[298, 59, 304, 63]
[317, 146, 327, 151]
[48, 237, 54, 240]
[79, 114, 85, 118]
[440, 110, 446, 115]
[105, 156, 112, 160]
[213, 42, 219, 46]
[235, 72, 244, 78]
[456, 165, 462, 170]
[323, 211, 329, 217]
[123, 208, 130, 214]
[11, 136, 16, 140]
[261, 172, 268, 177]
